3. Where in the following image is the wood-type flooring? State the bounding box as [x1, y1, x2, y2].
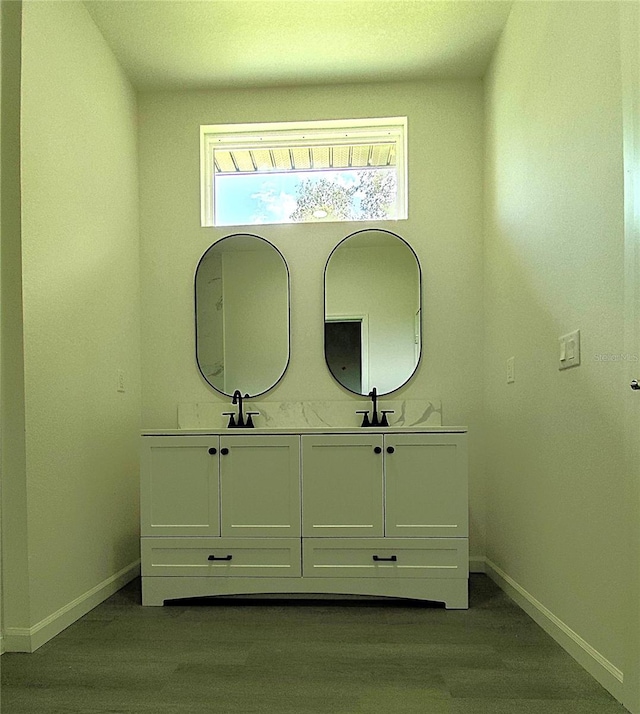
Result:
[1, 574, 628, 713]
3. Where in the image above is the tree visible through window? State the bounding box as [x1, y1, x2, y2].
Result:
[289, 169, 397, 223]
[201, 119, 407, 227]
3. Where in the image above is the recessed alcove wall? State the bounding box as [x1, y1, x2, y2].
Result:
[138, 80, 485, 553]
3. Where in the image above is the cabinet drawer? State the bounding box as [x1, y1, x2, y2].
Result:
[303, 538, 468, 579]
[142, 538, 301, 578]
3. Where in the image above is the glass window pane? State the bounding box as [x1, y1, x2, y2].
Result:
[214, 169, 397, 227]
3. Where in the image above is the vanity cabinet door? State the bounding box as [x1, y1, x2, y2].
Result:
[141, 436, 220, 536]
[219, 436, 300, 538]
[302, 434, 384, 537]
[385, 433, 468, 538]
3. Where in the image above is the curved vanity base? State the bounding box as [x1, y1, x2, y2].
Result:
[141, 576, 469, 609]
[140, 430, 470, 612]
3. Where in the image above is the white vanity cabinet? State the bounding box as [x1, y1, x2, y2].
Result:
[302, 433, 384, 537]
[384, 433, 468, 538]
[141, 435, 220, 537]
[141, 435, 300, 538]
[140, 428, 469, 609]
[219, 435, 300, 538]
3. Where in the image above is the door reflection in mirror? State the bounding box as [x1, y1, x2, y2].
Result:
[195, 234, 290, 397]
[324, 229, 421, 395]
[325, 318, 365, 393]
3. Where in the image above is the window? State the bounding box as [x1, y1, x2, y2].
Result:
[200, 118, 407, 227]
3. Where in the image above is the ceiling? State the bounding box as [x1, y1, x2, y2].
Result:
[84, 1, 513, 91]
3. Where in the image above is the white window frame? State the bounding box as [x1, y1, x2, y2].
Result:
[200, 117, 408, 228]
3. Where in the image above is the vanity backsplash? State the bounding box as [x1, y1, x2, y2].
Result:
[178, 399, 442, 430]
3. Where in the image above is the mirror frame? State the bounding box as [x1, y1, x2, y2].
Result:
[323, 228, 422, 397]
[194, 233, 291, 398]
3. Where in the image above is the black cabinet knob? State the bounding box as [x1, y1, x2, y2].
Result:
[208, 447, 217, 455]
[374, 446, 382, 454]
[207, 554, 232, 561]
[386, 446, 395, 454]
[220, 447, 229, 455]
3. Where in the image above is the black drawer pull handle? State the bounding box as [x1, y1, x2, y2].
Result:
[208, 447, 217, 455]
[220, 447, 229, 455]
[373, 446, 382, 454]
[208, 554, 232, 561]
[386, 446, 395, 454]
[373, 555, 397, 562]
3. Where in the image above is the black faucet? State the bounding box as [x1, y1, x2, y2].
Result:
[357, 387, 380, 427]
[369, 387, 380, 426]
[357, 386, 394, 428]
[233, 390, 247, 427]
[223, 390, 251, 428]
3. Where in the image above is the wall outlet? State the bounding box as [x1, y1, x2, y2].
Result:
[559, 329, 581, 370]
[117, 369, 125, 393]
[507, 356, 515, 384]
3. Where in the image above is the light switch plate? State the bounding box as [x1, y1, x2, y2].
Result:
[559, 330, 581, 370]
[507, 356, 515, 383]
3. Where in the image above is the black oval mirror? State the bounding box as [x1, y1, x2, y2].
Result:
[324, 229, 421, 395]
[195, 234, 290, 397]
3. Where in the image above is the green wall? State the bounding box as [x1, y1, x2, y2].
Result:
[484, 0, 626, 686]
[1, 0, 28, 643]
[4, 0, 142, 636]
[138, 80, 486, 554]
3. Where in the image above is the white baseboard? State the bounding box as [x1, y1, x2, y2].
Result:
[485, 558, 624, 703]
[3, 560, 140, 653]
[469, 556, 486, 573]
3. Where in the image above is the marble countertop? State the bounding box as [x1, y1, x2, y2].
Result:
[142, 426, 468, 436]
[176, 398, 447, 432]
